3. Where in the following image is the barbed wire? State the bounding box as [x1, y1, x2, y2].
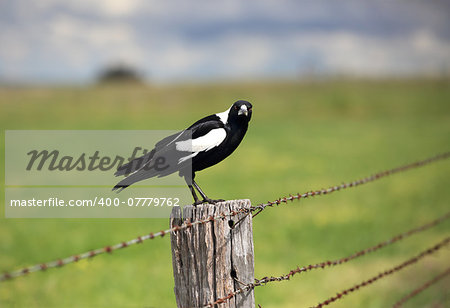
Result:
[0, 216, 220, 282]
[392, 267, 450, 308]
[250, 151, 450, 214]
[311, 237, 449, 308]
[203, 212, 450, 307]
[1, 152, 448, 282]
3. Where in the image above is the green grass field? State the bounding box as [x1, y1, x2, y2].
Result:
[1, 79, 449, 307]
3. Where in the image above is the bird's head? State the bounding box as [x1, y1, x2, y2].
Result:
[230, 100, 252, 122]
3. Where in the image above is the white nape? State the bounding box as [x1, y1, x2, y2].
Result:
[215, 107, 231, 125]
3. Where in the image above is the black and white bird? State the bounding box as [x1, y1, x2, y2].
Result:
[113, 100, 253, 205]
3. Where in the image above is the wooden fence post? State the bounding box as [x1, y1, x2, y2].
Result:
[170, 199, 255, 308]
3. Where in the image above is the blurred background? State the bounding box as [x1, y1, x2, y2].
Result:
[1, 1, 449, 307]
[1, 0, 449, 84]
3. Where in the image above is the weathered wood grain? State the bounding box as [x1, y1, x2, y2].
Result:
[170, 200, 255, 308]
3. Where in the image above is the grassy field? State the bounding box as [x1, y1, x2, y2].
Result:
[0, 79, 449, 307]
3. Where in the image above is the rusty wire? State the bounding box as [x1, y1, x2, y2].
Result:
[203, 212, 450, 307]
[1, 152, 448, 282]
[392, 267, 450, 308]
[0, 214, 229, 282]
[312, 237, 450, 308]
[250, 151, 450, 214]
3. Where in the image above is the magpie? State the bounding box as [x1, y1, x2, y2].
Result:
[113, 100, 253, 205]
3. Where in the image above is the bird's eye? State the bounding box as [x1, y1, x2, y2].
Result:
[234, 105, 239, 110]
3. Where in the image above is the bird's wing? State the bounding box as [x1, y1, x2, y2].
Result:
[175, 118, 227, 162]
[154, 130, 189, 150]
[114, 149, 155, 177]
[114, 130, 190, 177]
[113, 117, 226, 191]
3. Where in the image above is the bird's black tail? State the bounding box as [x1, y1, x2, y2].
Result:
[113, 149, 157, 192]
[115, 149, 156, 177]
[112, 184, 128, 192]
[112, 171, 141, 192]
[113, 163, 161, 192]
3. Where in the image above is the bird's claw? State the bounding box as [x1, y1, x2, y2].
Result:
[193, 200, 204, 206]
[203, 198, 225, 204]
[192, 198, 225, 206]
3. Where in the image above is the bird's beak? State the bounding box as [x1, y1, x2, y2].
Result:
[238, 105, 248, 116]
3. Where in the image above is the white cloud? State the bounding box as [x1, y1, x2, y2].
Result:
[145, 29, 450, 81]
[36, 0, 144, 17]
[95, 0, 143, 17]
[46, 14, 145, 68]
[136, 34, 277, 81]
[282, 30, 450, 76]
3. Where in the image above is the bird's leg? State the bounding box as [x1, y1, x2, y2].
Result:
[192, 180, 225, 204]
[188, 184, 203, 206]
[185, 176, 202, 206]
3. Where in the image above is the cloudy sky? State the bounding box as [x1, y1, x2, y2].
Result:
[0, 0, 449, 83]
